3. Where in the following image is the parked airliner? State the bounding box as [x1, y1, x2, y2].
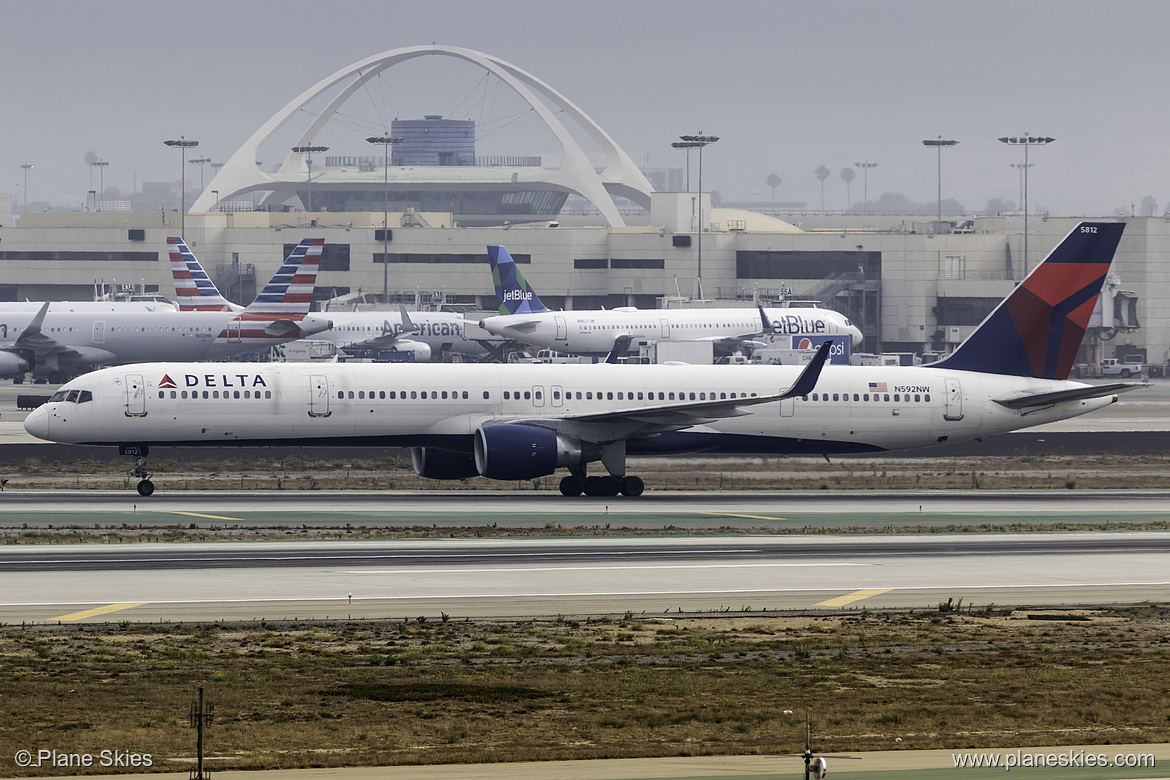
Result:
[26, 222, 1136, 498]
[1, 239, 332, 382]
[477, 245, 862, 359]
[169, 236, 490, 362]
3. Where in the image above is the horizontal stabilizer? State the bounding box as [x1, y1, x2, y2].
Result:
[994, 382, 1143, 411]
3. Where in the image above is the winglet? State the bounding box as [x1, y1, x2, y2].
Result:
[604, 334, 633, 364]
[757, 304, 773, 333]
[399, 304, 418, 334]
[487, 245, 548, 315]
[26, 301, 50, 335]
[778, 340, 832, 399]
[933, 221, 1125, 379]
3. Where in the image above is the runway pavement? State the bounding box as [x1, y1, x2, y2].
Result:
[2, 531, 1168, 624]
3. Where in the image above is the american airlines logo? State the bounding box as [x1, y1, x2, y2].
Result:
[503, 289, 532, 302]
[161, 373, 269, 388]
[770, 314, 827, 334]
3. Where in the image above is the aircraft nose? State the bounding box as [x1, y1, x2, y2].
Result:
[24, 405, 51, 441]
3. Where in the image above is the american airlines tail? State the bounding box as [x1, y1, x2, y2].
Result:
[208, 238, 331, 351]
[488, 245, 549, 315]
[167, 237, 242, 312]
[932, 221, 1125, 379]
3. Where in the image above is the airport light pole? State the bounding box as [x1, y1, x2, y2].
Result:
[922, 137, 958, 232]
[90, 160, 108, 209]
[366, 133, 403, 302]
[20, 164, 33, 210]
[292, 145, 329, 213]
[854, 161, 878, 216]
[1010, 162, 1032, 211]
[164, 137, 199, 239]
[672, 133, 718, 300]
[999, 134, 1054, 275]
[189, 156, 211, 191]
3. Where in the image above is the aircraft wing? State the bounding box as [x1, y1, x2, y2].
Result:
[11, 302, 89, 361]
[993, 382, 1144, 412]
[511, 341, 831, 440]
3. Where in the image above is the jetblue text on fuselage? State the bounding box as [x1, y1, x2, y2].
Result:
[770, 315, 828, 334]
[504, 289, 532, 302]
[182, 373, 269, 388]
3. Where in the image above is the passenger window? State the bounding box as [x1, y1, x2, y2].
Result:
[463, 391, 468, 399]
[337, 391, 344, 399]
[884, 394, 890, 402]
[607, 392, 613, 400]
[348, 391, 355, 399]
[411, 391, 417, 399]
[380, 391, 386, 399]
[833, 394, 839, 401]
[586, 392, 592, 400]
[442, 391, 448, 399]
[158, 391, 165, 399]
[524, 391, 531, 400]
[853, 393, 859, 401]
[915, 394, 921, 402]
[265, 391, 272, 399]
[863, 394, 869, 401]
[504, 391, 510, 400]
[925, 394, 931, 402]
[894, 394, 900, 402]
[171, 391, 178, 399]
[483, 391, 490, 399]
[213, 390, 220, 399]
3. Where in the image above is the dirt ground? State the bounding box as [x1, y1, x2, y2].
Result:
[3, 606, 1169, 775]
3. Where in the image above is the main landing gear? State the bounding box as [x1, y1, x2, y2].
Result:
[558, 472, 644, 498]
[119, 444, 154, 496]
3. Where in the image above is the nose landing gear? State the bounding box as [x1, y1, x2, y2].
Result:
[119, 444, 154, 496]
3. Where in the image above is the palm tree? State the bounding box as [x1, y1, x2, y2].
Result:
[766, 173, 781, 205]
[815, 166, 830, 212]
[840, 167, 856, 213]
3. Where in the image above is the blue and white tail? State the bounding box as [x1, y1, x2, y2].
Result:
[167, 237, 242, 312]
[932, 221, 1125, 379]
[487, 245, 549, 315]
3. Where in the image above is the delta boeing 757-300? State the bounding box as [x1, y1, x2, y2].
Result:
[26, 222, 1139, 497]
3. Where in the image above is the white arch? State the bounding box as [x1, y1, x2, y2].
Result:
[191, 45, 652, 225]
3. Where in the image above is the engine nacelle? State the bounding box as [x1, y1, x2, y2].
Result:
[411, 447, 479, 480]
[474, 424, 584, 481]
[0, 351, 32, 377]
[391, 339, 433, 362]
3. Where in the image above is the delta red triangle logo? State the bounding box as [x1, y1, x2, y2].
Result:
[159, 374, 177, 389]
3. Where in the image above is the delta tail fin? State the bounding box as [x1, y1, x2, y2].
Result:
[167, 237, 243, 312]
[933, 221, 1125, 379]
[487, 245, 548, 315]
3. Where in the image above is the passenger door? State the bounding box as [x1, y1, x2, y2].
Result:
[308, 374, 331, 417]
[123, 373, 146, 417]
[943, 377, 964, 421]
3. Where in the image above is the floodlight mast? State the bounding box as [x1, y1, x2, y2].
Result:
[998, 133, 1054, 274]
[366, 134, 404, 302]
[163, 137, 199, 239]
[291, 145, 330, 213]
[672, 133, 719, 300]
[921, 137, 958, 231]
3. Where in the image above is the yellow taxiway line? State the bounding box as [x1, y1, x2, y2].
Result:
[162, 510, 245, 522]
[52, 603, 148, 621]
[816, 588, 892, 607]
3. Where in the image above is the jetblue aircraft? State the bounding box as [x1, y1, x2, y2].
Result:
[1, 239, 332, 382]
[477, 245, 863, 359]
[169, 237, 489, 362]
[26, 222, 1136, 498]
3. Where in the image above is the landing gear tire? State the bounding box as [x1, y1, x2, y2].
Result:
[583, 476, 620, 497]
[136, 479, 155, 497]
[620, 476, 645, 497]
[559, 475, 585, 497]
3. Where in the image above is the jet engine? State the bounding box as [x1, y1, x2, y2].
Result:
[0, 351, 32, 377]
[410, 447, 479, 480]
[389, 339, 433, 363]
[473, 424, 586, 480]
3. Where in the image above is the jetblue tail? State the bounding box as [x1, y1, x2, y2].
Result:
[933, 221, 1125, 379]
[168, 237, 242, 312]
[487, 245, 548, 315]
[240, 238, 325, 319]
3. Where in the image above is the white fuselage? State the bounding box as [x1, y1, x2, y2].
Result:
[0, 309, 330, 377]
[315, 310, 490, 360]
[26, 361, 1115, 456]
[479, 306, 862, 357]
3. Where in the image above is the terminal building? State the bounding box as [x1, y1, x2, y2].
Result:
[0, 45, 1160, 370]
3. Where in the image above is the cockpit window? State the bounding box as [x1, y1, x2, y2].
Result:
[49, 389, 93, 404]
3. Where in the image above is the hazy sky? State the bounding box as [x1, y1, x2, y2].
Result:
[3, 0, 1166, 216]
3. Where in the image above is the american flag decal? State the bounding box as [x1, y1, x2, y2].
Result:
[868, 381, 887, 392]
